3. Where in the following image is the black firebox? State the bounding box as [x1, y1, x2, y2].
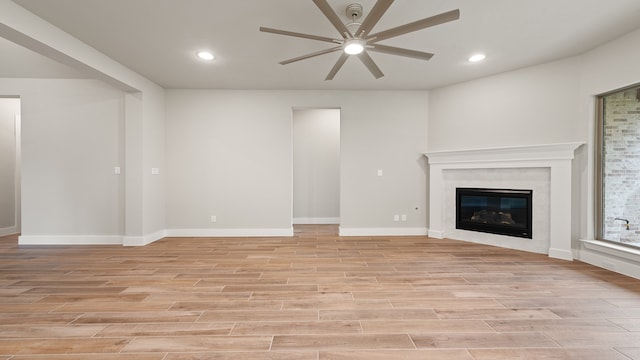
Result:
[456, 188, 533, 239]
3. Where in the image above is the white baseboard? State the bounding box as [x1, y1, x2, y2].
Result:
[338, 227, 428, 236]
[293, 217, 340, 225]
[18, 235, 123, 245]
[165, 228, 294, 237]
[123, 230, 167, 246]
[0, 226, 18, 237]
[427, 229, 444, 239]
[548, 247, 574, 261]
[15, 228, 294, 246]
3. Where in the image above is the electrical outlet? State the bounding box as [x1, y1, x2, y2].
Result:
[210, 215, 217, 222]
[393, 214, 399, 222]
[401, 214, 407, 221]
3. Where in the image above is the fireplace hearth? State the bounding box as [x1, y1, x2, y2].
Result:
[456, 188, 533, 239]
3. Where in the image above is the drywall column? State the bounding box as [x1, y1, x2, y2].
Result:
[123, 92, 144, 244]
[427, 165, 444, 238]
[123, 89, 166, 246]
[548, 158, 575, 260]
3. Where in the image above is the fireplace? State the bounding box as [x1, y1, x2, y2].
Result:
[456, 188, 533, 239]
[426, 143, 583, 260]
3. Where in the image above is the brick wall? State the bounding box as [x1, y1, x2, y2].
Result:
[603, 87, 640, 245]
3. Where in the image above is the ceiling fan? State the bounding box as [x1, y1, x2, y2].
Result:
[260, 0, 460, 80]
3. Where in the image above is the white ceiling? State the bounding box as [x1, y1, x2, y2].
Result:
[7, 0, 640, 90]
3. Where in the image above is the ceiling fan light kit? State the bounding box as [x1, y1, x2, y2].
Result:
[344, 39, 365, 54]
[260, 0, 460, 80]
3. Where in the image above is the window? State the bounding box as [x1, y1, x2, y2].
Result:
[597, 85, 640, 248]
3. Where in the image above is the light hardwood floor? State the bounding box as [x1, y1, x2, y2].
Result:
[1, 224, 640, 359]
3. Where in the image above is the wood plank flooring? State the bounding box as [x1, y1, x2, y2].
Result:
[1, 224, 639, 359]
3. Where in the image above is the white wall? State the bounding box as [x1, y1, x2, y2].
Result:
[1, 0, 167, 245]
[577, 29, 640, 241]
[340, 92, 429, 235]
[293, 108, 340, 224]
[165, 90, 428, 236]
[0, 97, 19, 234]
[165, 91, 293, 234]
[0, 79, 125, 243]
[576, 28, 640, 278]
[428, 56, 582, 151]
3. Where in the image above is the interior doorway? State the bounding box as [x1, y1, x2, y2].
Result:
[292, 108, 340, 225]
[0, 96, 21, 236]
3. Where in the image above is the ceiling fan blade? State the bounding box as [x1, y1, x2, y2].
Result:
[326, 53, 349, 80]
[312, 0, 351, 38]
[260, 27, 339, 44]
[279, 46, 342, 65]
[367, 9, 460, 43]
[357, 51, 384, 79]
[355, 0, 394, 38]
[369, 44, 433, 61]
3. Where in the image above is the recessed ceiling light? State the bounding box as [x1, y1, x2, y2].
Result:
[197, 51, 215, 61]
[468, 53, 486, 62]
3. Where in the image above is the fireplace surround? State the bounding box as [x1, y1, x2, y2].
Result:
[425, 143, 584, 260]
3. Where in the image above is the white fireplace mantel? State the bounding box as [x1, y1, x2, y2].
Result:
[424, 142, 584, 261]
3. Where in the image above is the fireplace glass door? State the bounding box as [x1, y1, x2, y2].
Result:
[456, 188, 533, 239]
